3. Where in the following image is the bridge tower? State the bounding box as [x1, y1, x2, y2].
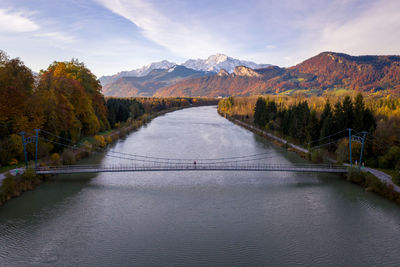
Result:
[349, 129, 367, 169]
[19, 129, 40, 169]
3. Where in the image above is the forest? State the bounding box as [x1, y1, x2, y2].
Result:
[218, 94, 400, 173]
[0, 50, 216, 169]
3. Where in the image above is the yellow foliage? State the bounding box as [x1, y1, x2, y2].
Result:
[94, 135, 106, 148]
[50, 153, 60, 165]
[9, 158, 18, 165]
[105, 136, 112, 144]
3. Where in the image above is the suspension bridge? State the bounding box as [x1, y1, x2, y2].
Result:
[17, 127, 373, 175]
[34, 163, 348, 174]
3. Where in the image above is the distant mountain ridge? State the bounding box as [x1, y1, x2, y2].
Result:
[99, 54, 269, 88]
[102, 65, 213, 97]
[101, 52, 400, 98]
[100, 60, 176, 86]
[155, 52, 400, 97]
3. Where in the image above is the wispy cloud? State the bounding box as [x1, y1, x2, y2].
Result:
[95, 0, 234, 58]
[316, 0, 400, 55]
[33, 32, 76, 43]
[0, 9, 40, 32]
[1, 0, 399, 76]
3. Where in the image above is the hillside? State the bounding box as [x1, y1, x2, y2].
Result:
[154, 66, 284, 97]
[155, 52, 400, 97]
[102, 65, 212, 97]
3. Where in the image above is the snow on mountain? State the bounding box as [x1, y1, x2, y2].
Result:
[99, 60, 176, 86]
[182, 53, 271, 73]
[99, 54, 271, 86]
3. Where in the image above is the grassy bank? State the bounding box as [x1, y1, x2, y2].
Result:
[347, 168, 400, 204]
[0, 169, 47, 204]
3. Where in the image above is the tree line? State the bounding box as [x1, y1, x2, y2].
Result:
[0, 50, 217, 167]
[218, 94, 400, 170]
[253, 94, 375, 144]
[0, 51, 110, 166]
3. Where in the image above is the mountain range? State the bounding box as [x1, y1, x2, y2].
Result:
[102, 65, 213, 97]
[101, 52, 400, 97]
[99, 54, 269, 90]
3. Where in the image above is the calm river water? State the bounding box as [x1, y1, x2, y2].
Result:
[1, 106, 400, 266]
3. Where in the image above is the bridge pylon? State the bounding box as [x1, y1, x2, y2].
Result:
[19, 129, 40, 169]
[349, 129, 368, 169]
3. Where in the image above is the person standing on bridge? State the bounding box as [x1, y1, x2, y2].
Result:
[194, 161, 196, 168]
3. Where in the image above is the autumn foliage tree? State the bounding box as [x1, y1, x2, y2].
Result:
[0, 51, 110, 166]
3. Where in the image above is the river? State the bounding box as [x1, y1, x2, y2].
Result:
[1, 106, 400, 266]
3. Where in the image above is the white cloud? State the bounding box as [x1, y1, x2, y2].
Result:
[34, 32, 76, 43]
[95, 0, 234, 58]
[317, 0, 400, 55]
[292, 0, 400, 62]
[0, 9, 40, 32]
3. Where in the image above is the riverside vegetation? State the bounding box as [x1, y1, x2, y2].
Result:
[0, 50, 217, 205]
[218, 95, 400, 203]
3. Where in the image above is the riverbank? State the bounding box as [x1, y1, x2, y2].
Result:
[221, 113, 400, 204]
[0, 105, 196, 206]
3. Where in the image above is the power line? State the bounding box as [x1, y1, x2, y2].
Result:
[306, 128, 348, 145]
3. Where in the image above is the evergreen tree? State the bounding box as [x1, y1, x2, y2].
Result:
[254, 97, 267, 127]
[320, 100, 334, 139]
[341, 96, 354, 129]
[353, 93, 365, 132]
[307, 110, 320, 143]
[266, 99, 277, 121]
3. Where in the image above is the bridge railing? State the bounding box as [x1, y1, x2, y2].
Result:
[35, 162, 347, 172]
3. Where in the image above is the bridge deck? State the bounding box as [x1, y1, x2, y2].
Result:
[35, 164, 348, 174]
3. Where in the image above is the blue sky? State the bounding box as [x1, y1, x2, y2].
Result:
[1, 0, 399, 77]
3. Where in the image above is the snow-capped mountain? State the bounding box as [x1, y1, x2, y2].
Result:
[99, 60, 176, 86]
[182, 54, 271, 73]
[99, 54, 271, 86]
[102, 65, 212, 97]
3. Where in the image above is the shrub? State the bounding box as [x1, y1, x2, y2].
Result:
[0, 173, 16, 198]
[311, 150, 323, 163]
[61, 150, 76, 165]
[346, 168, 365, 184]
[105, 136, 112, 144]
[50, 153, 60, 165]
[379, 146, 400, 169]
[9, 158, 18, 165]
[21, 168, 40, 183]
[82, 141, 92, 155]
[393, 172, 400, 186]
[94, 135, 106, 148]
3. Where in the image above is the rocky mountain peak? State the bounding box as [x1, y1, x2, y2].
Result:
[182, 54, 270, 73]
[233, 66, 261, 77]
[217, 69, 229, 76]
